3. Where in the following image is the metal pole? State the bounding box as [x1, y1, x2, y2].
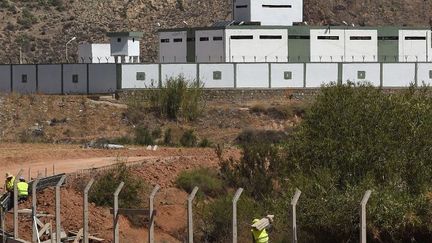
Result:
[55, 175, 66, 243]
[113, 182, 124, 243]
[187, 187, 199, 243]
[32, 177, 40, 243]
[1, 207, 5, 243]
[149, 185, 160, 243]
[232, 188, 243, 243]
[28, 168, 31, 181]
[291, 189, 302, 243]
[83, 179, 95, 243]
[52, 164, 55, 176]
[45, 168, 47, 178]
[360, 190, 372, 243]
[13, 169, 23, 239]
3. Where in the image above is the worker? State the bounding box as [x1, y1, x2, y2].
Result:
[5, 172, 15, 192]
[17, 176, 29, 202]
[251, 218, 270, 243]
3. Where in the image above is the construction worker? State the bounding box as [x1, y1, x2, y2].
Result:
[5, 172, 15, 192]
[17, 176, 29, 202]
[251, 218, 270, 243]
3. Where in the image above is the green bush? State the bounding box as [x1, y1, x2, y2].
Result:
[199, 138, 212, 148]
[18, 8, 37, 29]
[176, 168, 224, 197]
[134, 126, 154, 145]
[180, 129, 198, 147]
[163, 128, 173, 145]
[236, 129, 290, 146]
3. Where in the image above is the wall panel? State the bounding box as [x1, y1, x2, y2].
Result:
[38, 65, 62, 94]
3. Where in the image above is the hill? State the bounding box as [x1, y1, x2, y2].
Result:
[0, 0, 431, 64]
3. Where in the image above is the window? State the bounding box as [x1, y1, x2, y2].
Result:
[357, 71, 366, 80]
[405, 36, 426, 40]
[117, 38, 121, 43]
[262, 4, 292, 8]
[350, 36, 372, 40]
[378, 36, 398, 40]
[72, 74, 79, 83]
[230, 35, 253, 40]
[213, 71, 222, 80]
[213, 37, 223, 41]
[200, 37, 209, 41]
[21, 74, 27, 83]
[317, 36, 339, 40]
[161, 38, 170, 43]
[187, 37, 195, 42]
[429, 70, 432, 79]
[284, 71, 292, 80]
[260, 35, 282, 39]
[235, 5, 248, 8]
[288, 35, 310, 40]
[174, 38, 183, 42]
[136, 72, 146, 81]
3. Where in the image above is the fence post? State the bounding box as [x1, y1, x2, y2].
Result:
[55, 175, 66, 243]
[113, 182, 124, 243]
[28, 168, 31, 181]
[232, 188, 244, 243]
[1, 206, 5, 243]
[32, 177, 40, 243]
[187, 187, 199, 243]
[149, 185, 160, 243]
[83, 178, 95, 243]
[291, 189, 301, 243]
[13, 169, 23, 239]
[360, 190, 372, 243]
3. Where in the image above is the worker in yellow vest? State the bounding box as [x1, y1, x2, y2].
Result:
[17, 176, 29, 202]
[251, 218, 270, 243]
[5, 172, 15, 192]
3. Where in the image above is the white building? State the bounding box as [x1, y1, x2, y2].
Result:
[233, 0, 303, 26]
[107, 32, 143, 63]
[78, 43, 114, 63]
[399, 29, 432, 62]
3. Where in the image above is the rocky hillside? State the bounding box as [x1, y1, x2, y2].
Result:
[0, 0, 431, 64]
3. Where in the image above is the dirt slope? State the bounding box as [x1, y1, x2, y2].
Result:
[0, 0, 431, 64]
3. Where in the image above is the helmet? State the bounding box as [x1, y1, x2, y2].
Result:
[19, 176, 25, 181]
[6, 173, 13, 179]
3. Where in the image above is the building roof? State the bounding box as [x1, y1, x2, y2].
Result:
[107, 32, 144, 38]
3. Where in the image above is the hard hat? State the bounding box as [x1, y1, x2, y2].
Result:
[6, 173, 13, 179]
[19, 176, 25, 181]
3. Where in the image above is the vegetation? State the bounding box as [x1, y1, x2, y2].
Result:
[176, 168, 224, 197]
[180, 129, 198, 147]
[18, 8, 37, 29]
[134, 126, 154, 145]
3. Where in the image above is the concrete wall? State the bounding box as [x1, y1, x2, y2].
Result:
[199, 64, 235, 88]
[89, 64, 117, 93]
[38, 65, 62, 94]
[233, 0, 251, 22]
[345, 30, 378, 62]
[122, 64, 160, 89]
[417, 63, 432, 86]
[195, 30, 225, 63]
[306, 63, 338, 87]
[383, 63, 416, 87]
[78, 43, 114, 63]
[250, 0, 303, 26]
[236, 63, 269, 88]
[342, 63, 381, 86]
[310, 29, 345, 62]
[0, 65, 11, 93]
[271, 63, 304, 88]
[399, 30, 430, 62]
[12, 65, 36, 93]
[63, 64, 88, 94]
[159, 31, 188, 63]
[161, 64, 197, 83]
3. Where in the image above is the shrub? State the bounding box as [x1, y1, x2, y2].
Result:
[176, 168, 224, 197]
[199, 138, 212, 148]
[151, 127, 162, 139]
[236, 129, 290, 146]
[134, 126, 154, 145]
[180, 129, 198, 147]
[18, 8, 37, 29]
[163, 128, 173, 145]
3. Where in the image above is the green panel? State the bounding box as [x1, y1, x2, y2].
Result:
[288, 27, 310, 63]
[378, 28, 399, 62]
[186, 29, 196, 63]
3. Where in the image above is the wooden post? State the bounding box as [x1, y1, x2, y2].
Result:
[113, 182, 124, 243]
[28, 168, 31, 181]
[360, 190, 372, 243]
[187, 187, 199, 243]
[291, 189, 302, 243]
[149, 185, 160, 243]
[45, 168, 47, 177]
[55, 175, 66, 243]
[32, 177, 40, 243]
[232, 188, 244, 243]
[52, 164, 55, 176]
[83, 179, 94, 243]
[13, 169, 23, 239]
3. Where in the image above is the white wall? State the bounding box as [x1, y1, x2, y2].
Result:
[226, 29, 288, 62]
[12, 65, 36, 94]
[0, 65, 11, 93]
[270, 63, 304, 88]
[195, 30, 225, 63]
[233, 0, 251, 22]
[89, 64, 117, 93]
[121, 64, 160, 89]
[306, 63, 338, 87]
[127, 38, 140, 57]
[78, 43, 114, 63]
[161, 64, 197, 84]
[38, 65, 62, 94]
[310, 29, 345, 62]
[63, 64, 87, 94]
[159, 31, 188, 63]
[199, 64, 235, 88]
[110, 37, 128, 56]
[236, 63, 269, 88]
[382, 63, 415, 87]
[399, 30, 431, 62]
[250, 0, 303, 26]
[416, 63, 432, 86]
[342, 63, 380, 86]
[345, 30, 378, 62]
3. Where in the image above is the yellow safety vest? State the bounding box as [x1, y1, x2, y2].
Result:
[17, 182, 29, 197]
[252, 228, 269, 243]
[6, 177, 15, 192]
